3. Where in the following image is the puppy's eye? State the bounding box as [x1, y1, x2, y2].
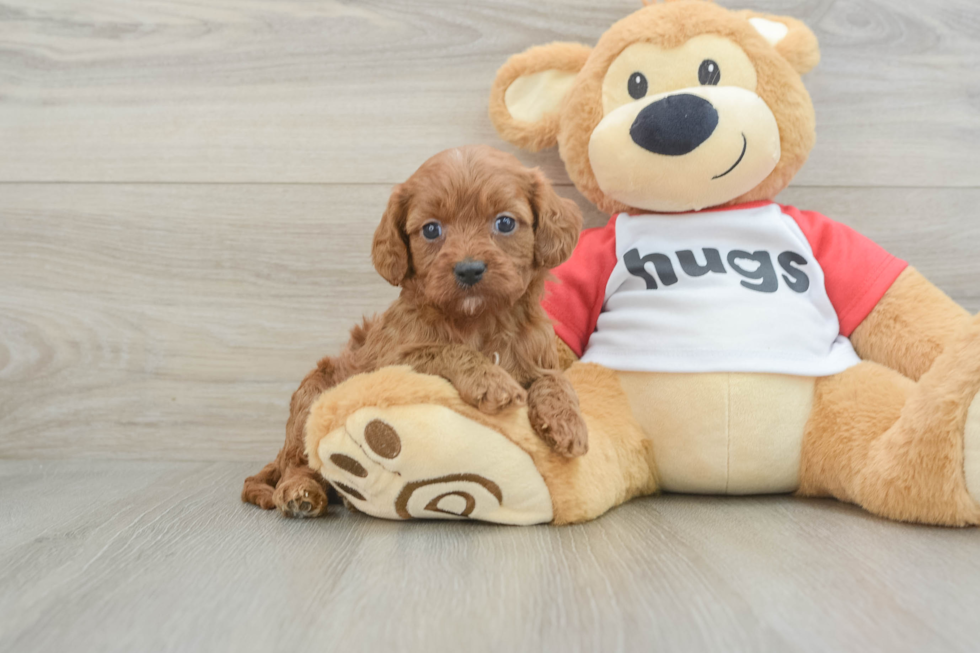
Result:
[494, 214, 517, 234]
[421, 221, 442, 240]
[698, 59, 720, 86]
[627, 72, 648, 100]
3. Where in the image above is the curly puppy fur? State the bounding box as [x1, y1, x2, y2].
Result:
[242, 145, 587, 518]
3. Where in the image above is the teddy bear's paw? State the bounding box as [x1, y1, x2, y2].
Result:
[457, 365, 528, 415]
[272, 475, 330, 519]
[311, 404, 553, 525]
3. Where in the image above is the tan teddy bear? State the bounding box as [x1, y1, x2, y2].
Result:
[304, 0, 980, 526]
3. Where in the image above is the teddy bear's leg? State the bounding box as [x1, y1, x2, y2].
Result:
[799, 316, 980, 526]
[305, 364, 658, 525]
[305, 366, 557, 525]
[533, 363, 659, 524]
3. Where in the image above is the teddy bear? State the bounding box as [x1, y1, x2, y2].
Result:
[303, 0, 980, 526]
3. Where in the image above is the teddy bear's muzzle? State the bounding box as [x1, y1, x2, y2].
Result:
[629, 93, 719, 157]
[588, 85, 781, 213]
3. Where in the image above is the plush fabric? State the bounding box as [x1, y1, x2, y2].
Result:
[798, 316, 980, 526]
[617, 370, 813, 494]
[305, 367, 554, 525]
[490, 0, 818, 215]
[964, 394, 980, 504]
[850, 267, 972, 381]
[488, 42, 592, 152]
[305, 364, 657, 525]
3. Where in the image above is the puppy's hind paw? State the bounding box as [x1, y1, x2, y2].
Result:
[273, 476, 330, 519]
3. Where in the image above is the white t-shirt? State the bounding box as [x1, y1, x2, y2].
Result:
[543, 201, 908, 377]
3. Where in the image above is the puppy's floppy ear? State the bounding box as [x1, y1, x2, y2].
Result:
[489, 42, 592, 152]
[528, 168, 582, 269]
[372, 183, 412, 286]
[738, 11, 820, 75]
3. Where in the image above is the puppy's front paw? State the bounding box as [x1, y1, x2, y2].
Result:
[458, 366, 527, 414]
[530, 405, 589, 458]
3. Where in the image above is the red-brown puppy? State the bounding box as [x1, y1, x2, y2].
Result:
[242, 145, 587, 518]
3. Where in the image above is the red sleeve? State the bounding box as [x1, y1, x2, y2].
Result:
[542, 216, 619, 357]
[781, 205, 908, 337]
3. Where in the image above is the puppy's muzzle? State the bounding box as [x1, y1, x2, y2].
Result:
[454, 259, 486, 287]
[630, 93, 719, 156]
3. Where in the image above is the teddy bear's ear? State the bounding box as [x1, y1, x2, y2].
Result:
[738, 11, 821, 75]
[489, 42, 592, 152]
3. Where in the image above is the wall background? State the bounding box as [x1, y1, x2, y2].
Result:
[2, 0, 979, 461]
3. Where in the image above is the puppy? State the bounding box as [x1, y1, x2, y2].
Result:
[242, 145, 587, 518]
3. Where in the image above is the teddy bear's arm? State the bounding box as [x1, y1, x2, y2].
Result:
[556, 336, 579, 370]
[849, 267, 971, 381]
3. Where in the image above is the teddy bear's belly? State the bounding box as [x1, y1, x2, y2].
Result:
[616, 371, 815, 494]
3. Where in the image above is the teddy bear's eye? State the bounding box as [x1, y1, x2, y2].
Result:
[698, 59, 721, 86]
[627, 72, 648, 100]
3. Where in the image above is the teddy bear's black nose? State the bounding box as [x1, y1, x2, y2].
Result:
[630, 93, 719, 156]
[454, 259, 486, 287]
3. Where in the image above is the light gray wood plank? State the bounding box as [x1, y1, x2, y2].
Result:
[0, 460, 977, 653]
[652, 496, 980, 653]
[0, 460, 185, 550]
[0, 183, 398, 461]
[776, 186, 980, 296]
[0, 0, 978, 186]
[2, 184, 979, 460]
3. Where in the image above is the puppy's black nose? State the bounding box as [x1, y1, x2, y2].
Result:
[630, 93, 719, 156]
[454, 259, 486, 287]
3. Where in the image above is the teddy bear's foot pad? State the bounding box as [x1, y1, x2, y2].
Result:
[312, 404, 554, 525]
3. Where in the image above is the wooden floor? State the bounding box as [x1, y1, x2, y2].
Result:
[1, 1, 979, 651]
[1, 460, 979, 653]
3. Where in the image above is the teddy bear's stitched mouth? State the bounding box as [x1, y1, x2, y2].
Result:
[712, 133, 748, 180]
